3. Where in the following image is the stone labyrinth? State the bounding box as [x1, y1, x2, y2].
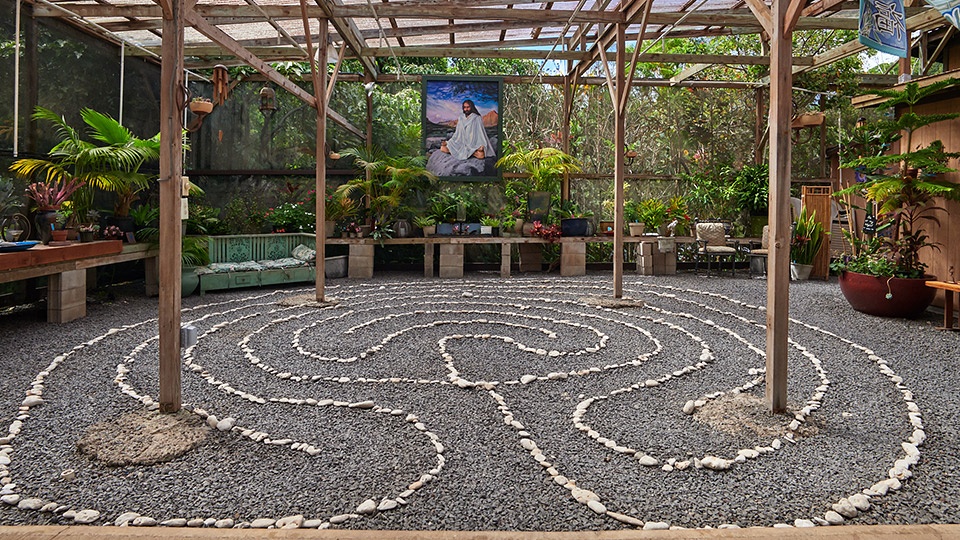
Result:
[1, 277, 924, 530]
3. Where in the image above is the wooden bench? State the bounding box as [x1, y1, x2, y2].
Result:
[0, 241, 159, 323]
[325, 235, 691, 279]
[925, 280, 960, 330]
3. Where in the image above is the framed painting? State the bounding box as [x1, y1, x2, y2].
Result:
[422, 76, 502, 182]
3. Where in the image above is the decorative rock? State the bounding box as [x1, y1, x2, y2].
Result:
[682, 401, 695, 415]
[160, 518, 187, 527]
[849, 493, 871, 511]
[215, 418, 235, 431]
[276, 515, 304, 529]
[832, 498, 858, 518]
[17, 498, 45, 510]
[1, 494, 20, 505]
[349, 401, 375, 409]
[73, 509, 101, 524]
[824, 511, 844, 525]
[643, 521, 670, 530]
[302, 519, 324, 528]
[637, 455, 659, 467]
[520, 375, 537, 384]
[606, 511, 644, 527]
[21, 396, 43, 407]
[132, 516, 158, 527]
[329, 514, 352, 524]
[587, 499, 607, 514]
[40, 503, 59, 513]
[794, 519, 816, 527]
[250, 518, 276, 528]
[377, 499, 399, 511]
[700, 455, 734, 470]
[215, 518, 235, 528]
[187, 518, 205, 527]
[356, 499, 377, 514]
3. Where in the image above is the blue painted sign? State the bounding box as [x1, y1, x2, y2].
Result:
[859, 0, 908, 57]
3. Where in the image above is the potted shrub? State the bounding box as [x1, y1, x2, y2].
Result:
[558, 201, 593, 237]
[414, 215, 437, 236]
[834, 79, 960, 317]
[480, 215, 501, 236]
[789, 206, 825, 280]
[637, 198, 667, 235]
[730, 162, 769, 235]
[624, 200, 645, 236]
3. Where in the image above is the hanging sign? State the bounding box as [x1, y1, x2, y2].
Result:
[859, 0, 908, 57]
[925, 0, 960, 29]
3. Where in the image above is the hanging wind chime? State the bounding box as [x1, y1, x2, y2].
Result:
[212, 64, 230, 106]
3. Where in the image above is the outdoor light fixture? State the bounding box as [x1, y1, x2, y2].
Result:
[259, 86, 277, 112]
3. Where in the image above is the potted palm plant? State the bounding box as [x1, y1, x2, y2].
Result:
[834, 79, 960, 317]
[496, 147, 581, 225]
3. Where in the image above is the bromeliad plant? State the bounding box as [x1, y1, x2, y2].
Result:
[835, 79, 960, 278]
[790, 206, 825, 265]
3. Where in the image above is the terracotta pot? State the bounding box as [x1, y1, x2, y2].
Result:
[189, 101, 213, 114]
[838, 271, 937, 318]
[421, 225, 436, 236]
[50, 229, 69, 242]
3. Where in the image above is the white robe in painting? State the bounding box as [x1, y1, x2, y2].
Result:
[445, 112, 495, 160]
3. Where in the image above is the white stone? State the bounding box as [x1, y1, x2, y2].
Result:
[637, 455, 659, 467]
[1, 495, 20, 505]
[520, 375, 537, 384]
[682, 401, 695, 415]
[356, 499, 377, 514]
[17, 498, 45, 510]
[571, 488, 600, 503]
[350, 400, 375, 409]
[329, 514, 352, 524]
[215, 418, 235, 431]
[160, 518, 187, 527]
[832, 499, 858, 518]
[250, 518, 276, 528]
[302, 519, 324, 528]
[674, 460, 690, 471]
[587, 500, 607, 514]
[276, 515, 304, 529]
[132, 516, 158, 526]
[700, 455, 734, 470]
[643, 521, 670, 530]
[606, 511, 644, 527]
[73, 509, 101, 524]
[377, 499, 399, 511]
[215, 519, 235, 528]
[21, 396, 43, 407]
[849, 493, 871, 511]
[794, 519, 815, 527]
[205, 416, 219, 429]
[824, 511, 844, 525]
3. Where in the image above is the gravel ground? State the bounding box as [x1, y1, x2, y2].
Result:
[0, 271, 958, 531]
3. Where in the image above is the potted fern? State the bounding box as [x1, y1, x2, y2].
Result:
[834, 79, 960, 317]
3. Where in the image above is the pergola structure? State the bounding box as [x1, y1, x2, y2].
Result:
[15, 0, 956, 414]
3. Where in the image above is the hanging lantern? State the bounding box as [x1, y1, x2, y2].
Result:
[259, 86, 277, 112]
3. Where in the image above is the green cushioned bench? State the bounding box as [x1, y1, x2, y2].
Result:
[197, 233, 329, 295]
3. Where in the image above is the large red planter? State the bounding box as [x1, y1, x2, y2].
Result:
[838, 271, 937, 318]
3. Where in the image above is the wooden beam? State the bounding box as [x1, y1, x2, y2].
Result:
[158, 0, 185, 413]
[311, 0, 379, 78]
[766, 0, 792, 414]
[743, 0, 774, 35]
[613, 22, 626, 299]
[670, 63, 713, 84]
[784, 0, 807, 32]
[621, 0, 652, 112]
[330, 4, 624, 23]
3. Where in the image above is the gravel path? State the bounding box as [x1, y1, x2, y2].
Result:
[1, 272, 958, 531]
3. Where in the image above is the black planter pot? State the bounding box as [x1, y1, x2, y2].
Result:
[560, 218, 589, 237]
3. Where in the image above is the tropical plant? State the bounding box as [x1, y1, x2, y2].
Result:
[413, 215, 436, 228]
[0, 178, 23, 217]
[9, 107, 160, 217]
[495, 147, 581, 194]
[480, 215, 501, 227]
[23, 177, 84, 211]
[730, 162, 769, 216]
[335, 146, 436, 226]
[637, 198, 668, 231]
[265, 202, 315, 233]
[790, 206, 825, 265]
[835, 79, 960, 278]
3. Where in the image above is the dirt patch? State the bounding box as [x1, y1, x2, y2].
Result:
[694, 392, 819, 438]
[277, 294, 339, 308]
[579, 296, 646, 309]
[77, 409, 210, 466]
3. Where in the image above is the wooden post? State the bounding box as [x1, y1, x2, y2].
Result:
[765, 0, 795, 413]
[158, 0, 185, 413]
[612, 23, 626, 298]
[315, 23, 328, 301]
[561, 76, 573, 202]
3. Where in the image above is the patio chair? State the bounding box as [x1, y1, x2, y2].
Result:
[748, 225, 769, 277]
[695, 221, 738, 276]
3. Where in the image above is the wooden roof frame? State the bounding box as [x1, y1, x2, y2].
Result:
[21, 0, 954, 414]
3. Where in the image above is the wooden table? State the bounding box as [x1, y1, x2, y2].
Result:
[1, 242, 159, 323]
[925, 280, 960, 330]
